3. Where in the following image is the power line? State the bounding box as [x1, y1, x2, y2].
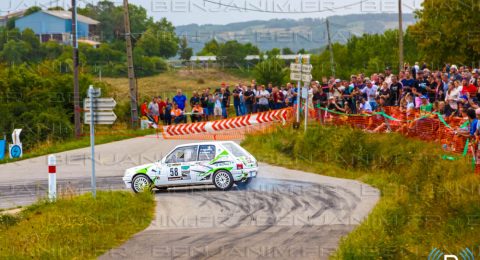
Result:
[202, 0, 368, 14]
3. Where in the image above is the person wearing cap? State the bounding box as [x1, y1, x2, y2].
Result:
[419, 95, 433, 115]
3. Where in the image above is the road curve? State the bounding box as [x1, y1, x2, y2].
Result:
[101, 163, 379, 260]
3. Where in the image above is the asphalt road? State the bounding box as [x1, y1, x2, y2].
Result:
[0, 136, 379, 259]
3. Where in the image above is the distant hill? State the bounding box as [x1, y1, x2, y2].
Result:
[176, 13, 416, 54]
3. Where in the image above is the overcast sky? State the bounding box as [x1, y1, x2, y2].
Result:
[0, 0, 423, 26]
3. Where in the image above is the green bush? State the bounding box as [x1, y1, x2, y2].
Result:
[242, 125, 480, 258]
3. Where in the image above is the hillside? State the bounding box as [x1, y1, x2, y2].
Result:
[176, 13, 416, 54]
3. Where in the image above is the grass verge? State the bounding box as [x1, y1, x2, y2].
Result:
[0, 191, 155, 258]
[0, 127, 156, 165]
[242, 125, 480, 258]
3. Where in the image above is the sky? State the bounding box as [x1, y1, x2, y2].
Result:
[0, 0, 423, 26]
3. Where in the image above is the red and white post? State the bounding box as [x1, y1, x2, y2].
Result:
[48, 155, 57, 201]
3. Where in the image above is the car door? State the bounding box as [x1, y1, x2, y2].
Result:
[190, 144, 217, 183]
[161, 145, 198, 186]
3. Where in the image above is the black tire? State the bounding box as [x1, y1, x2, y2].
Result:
[212, 170, 235, 191]
[131, 174, 152, 193]
[235, 177, 253, 190]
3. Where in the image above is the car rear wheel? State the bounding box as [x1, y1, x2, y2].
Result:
[132, 174, 152, 193]
[213, 170, 234, 191]
[235, 177, 253, 190]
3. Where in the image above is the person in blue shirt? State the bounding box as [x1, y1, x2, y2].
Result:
[467, 108, 479, 137]
[172, 89, 187, 111]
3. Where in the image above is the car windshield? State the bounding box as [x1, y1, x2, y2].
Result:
[222, 142, 248, 157]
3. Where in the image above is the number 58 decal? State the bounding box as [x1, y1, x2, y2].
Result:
[170, 168, 179, 176]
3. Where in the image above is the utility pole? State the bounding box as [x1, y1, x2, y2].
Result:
[72, 0, 81, 138]
[326, 19, 335, 77]
[398, 0, 404, 72]
[123, 0, 138, 129]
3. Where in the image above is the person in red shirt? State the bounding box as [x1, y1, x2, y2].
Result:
[461, 79, 477, 97]
[140, 100, 148, 117]
[157, 96, 167, 122]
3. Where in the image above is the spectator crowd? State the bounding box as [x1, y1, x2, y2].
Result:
[139, 62, 480, 137]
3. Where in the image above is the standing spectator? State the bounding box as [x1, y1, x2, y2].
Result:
[389, 75, 402, 106]
[164, 98, 172, 125]
[148, 97, 160, 124]
[401, 71, 415, 94]
[221, 88, 229, 118]
[140, 100, 149, 118]
[244, 85, 255, 114]
[190, 91, 200, 109]
[213, 92, 223, 120]
[233, 84, 243, 116]
[361, 79, 378, 110]
[157, 96, 166, 123]
[201, 89, 209, 121]
[256, 85, 270, 112]
[379, 82, 391, 106]
[207, 94, 215, 121]
[267, 83, 274, 110]
[273, 87, 285, 109]
[173, 89, 187, 112]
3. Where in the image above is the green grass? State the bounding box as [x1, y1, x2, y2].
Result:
[0, 191, 155, 259]
[242, 125, 480, 259]
[0, 127, 156, 165]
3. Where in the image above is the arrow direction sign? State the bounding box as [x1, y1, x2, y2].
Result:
[83, 98, 117, 111]
[302, 64, 313, 73]
[290, 63, 302, 72]
[84, 111, 117, 125]
[290, 72, 302, 81]
[302, 74, 313, 82]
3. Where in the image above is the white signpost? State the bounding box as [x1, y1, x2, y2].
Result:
[290, 55, 313, 131]
[83, 85, 117, 198]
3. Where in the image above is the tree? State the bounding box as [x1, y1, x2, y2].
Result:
[282, 47, 294, 55]
[0, 40, 31, 64]
[178, 36, 193, 62]
[297, 48, 307, 54]
[24, 6, 41, 16]
[253, 57, 288, 86]
[266, 48, 281, 58]
[409, 0, 480, 65]
[48, 6, 64, 11]
[217, 40, 248, 68]
[197, 39, 219, 56]
[136, 18, 179, 59]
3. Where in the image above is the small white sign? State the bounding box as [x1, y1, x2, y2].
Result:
[290, 72, 302, 81]
[302, 64, 313, 73]
[302, 74, 313, 82]
[290, 63, 302, 72]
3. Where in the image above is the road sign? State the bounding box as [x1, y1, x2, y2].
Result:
[290, 63, 302, 72]
[302, 64, 313, 73]
[84, 111, 117, 125]
[83, 98, 117, 111]
[290, 72, 302, 81]
[302, 74, 313, 82]
[89, 88, 101, 98]
[9, 144, 22, 158]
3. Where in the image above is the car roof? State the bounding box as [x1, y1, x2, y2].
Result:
[174, 141, 237, 148]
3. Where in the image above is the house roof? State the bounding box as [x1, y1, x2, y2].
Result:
[42, 10, 99, 25]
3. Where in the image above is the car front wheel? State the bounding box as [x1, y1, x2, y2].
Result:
[213, 170, 234, 191]
[131, 174, 152, 193]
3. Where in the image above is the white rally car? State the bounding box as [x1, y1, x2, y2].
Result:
[123, 141, 258, 192]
